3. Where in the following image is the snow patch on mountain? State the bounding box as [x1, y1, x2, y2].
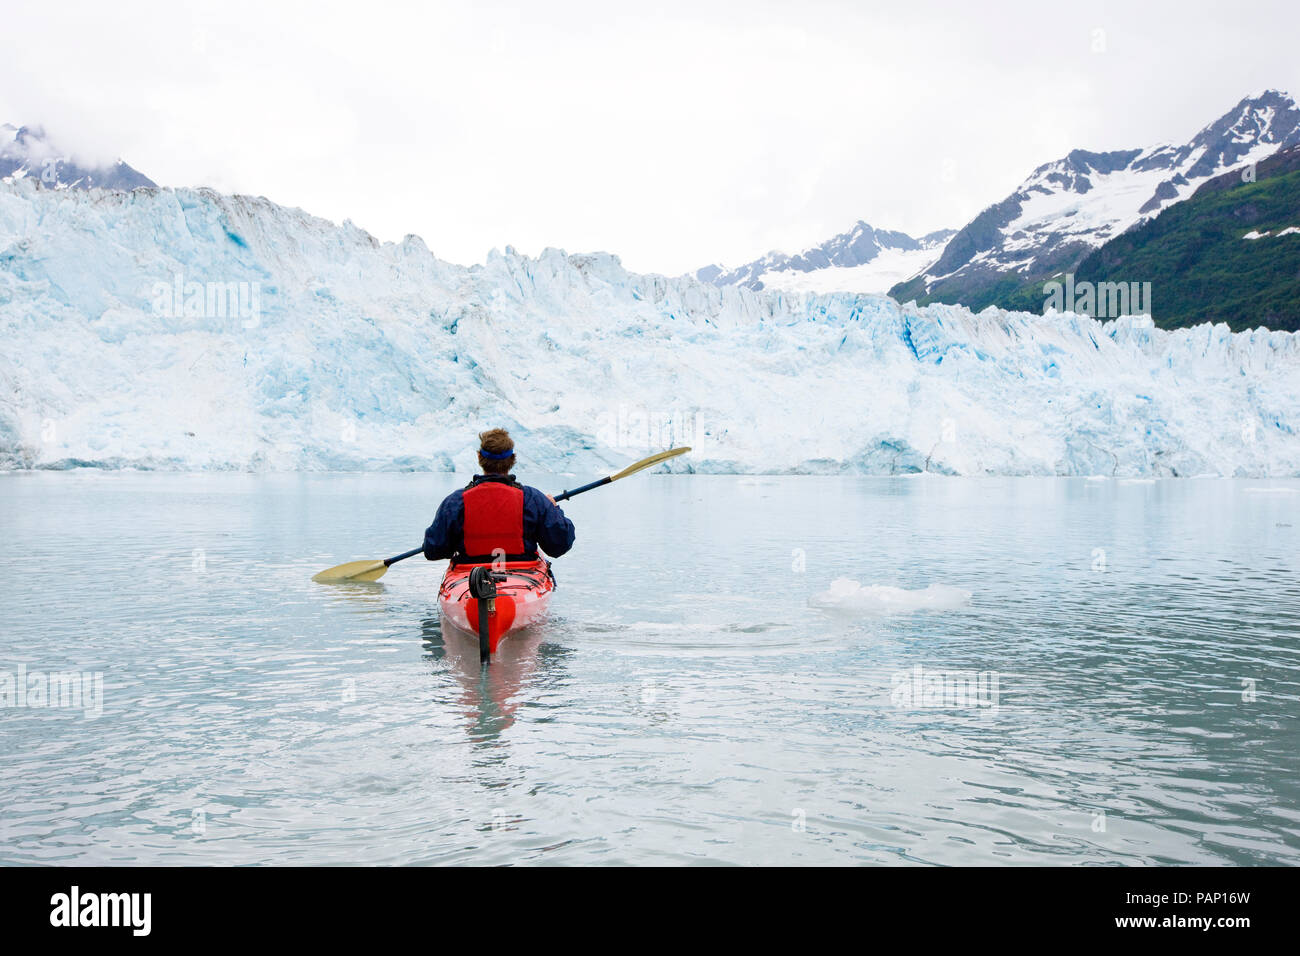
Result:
[1, 177, 1297, 477]
[697, 221, 954, 293]
[1244, 227, 1300, 239]
[743, 245, 945, 296]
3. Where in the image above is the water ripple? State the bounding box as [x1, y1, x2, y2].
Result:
[1, 473, 1297, 864]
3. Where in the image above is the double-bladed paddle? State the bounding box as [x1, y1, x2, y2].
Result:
[311, 446, 690, 583]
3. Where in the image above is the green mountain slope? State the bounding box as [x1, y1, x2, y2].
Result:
[1069, 148, 1300, 331]
[912, 147, 1300, 331]
[887, 92, 1300, 327]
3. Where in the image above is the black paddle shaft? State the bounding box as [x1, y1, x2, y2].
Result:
[553, 476, 610, 503]
[384, 546, 424, 565]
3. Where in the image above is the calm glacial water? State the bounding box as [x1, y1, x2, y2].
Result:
[1, 473, 1297, 865]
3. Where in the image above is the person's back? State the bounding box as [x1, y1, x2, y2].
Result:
[423, 429, 575, 566]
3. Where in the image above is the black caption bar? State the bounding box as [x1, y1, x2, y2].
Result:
[0, 865, 1284, 943]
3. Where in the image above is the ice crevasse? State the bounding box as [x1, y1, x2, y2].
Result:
[0, 176, 1297, 476]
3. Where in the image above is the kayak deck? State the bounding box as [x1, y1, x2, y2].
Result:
[438, 559, 554, 654]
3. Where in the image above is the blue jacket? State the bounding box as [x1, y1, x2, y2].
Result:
[423, 475, 576, 562]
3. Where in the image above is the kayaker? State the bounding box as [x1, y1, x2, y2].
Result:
[423, 429, 576, 567]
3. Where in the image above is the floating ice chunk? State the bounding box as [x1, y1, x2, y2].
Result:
[810, 578, 972, 614]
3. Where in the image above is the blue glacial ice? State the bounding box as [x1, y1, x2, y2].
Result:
[1, 177, 1297, 476]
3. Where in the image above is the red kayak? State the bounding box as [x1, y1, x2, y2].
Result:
[438, 559, 555, 655]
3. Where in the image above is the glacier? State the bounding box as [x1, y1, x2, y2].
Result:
[1, 176, 1298, 476]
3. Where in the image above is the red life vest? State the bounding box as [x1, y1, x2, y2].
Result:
[462, 479, 527, 560]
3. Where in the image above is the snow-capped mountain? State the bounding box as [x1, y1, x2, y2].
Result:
[1, 176, 1297, 477]
[892, 90, 1300, 308]
[0, 124, 155, 191]
[696, 221, 955, 294]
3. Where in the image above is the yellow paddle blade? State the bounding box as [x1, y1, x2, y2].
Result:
[312, 559, 388, 583]
[610, 446, 691, 482]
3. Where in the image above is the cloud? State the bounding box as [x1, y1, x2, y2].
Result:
[2, 0, 1299, 274]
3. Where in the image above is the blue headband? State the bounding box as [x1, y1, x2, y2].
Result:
[479, 446, 515, 460]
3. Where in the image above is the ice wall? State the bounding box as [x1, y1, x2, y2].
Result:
[1, 178, 1297, 476]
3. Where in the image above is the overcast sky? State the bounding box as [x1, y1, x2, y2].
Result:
[4, 0, 1299, 275]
